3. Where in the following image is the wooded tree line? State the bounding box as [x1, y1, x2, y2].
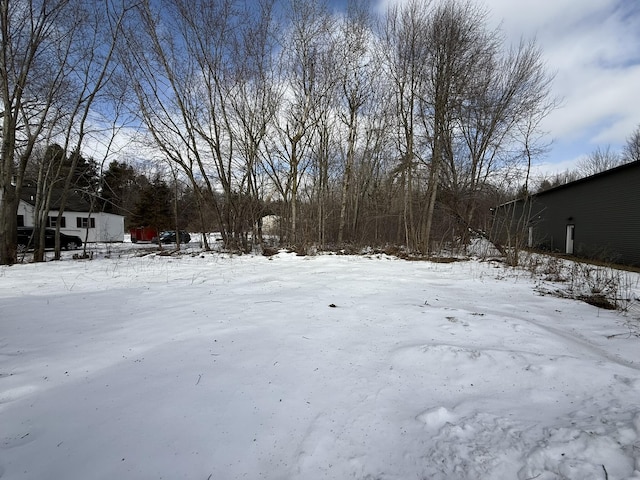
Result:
[4, 0, 627, 264]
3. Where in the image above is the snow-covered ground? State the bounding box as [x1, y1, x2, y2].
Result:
[1, 245, 640, 479]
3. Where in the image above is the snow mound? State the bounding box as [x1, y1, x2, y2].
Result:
[416, 406, 457, 430]
[521, 408, 640, 479]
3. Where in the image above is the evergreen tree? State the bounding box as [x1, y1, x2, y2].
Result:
[102, 161, 139, 218]
[131, 177, 172, 230]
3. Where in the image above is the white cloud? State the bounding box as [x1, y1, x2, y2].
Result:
[483, 0, 640, 149]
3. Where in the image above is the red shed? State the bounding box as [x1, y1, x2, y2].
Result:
[130, 226, 158, 243]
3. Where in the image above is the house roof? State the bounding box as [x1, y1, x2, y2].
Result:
[20, 187, 93, 212]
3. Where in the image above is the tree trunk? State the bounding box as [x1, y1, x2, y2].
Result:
[0, 184, 18, 265]
[338, 109, 358, 245]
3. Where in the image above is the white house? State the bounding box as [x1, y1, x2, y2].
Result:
[17, 188, 125, 243]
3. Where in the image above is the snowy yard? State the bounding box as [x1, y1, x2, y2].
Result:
[1, 247, 640, 479]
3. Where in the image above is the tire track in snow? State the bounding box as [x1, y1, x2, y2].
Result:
[524, 317, 640, 372]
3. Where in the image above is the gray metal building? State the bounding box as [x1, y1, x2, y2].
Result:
[495, 160, 640, 267]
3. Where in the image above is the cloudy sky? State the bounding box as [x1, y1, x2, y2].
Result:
[373, 0, 640, 175]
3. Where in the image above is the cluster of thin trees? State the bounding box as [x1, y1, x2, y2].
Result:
[0, 0, 557, 264]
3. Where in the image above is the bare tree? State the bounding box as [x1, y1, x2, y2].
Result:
[381, 0, 431, 249]
[623, 124, 640, 163]
[444, 39, 555, 247]
[46, 0, 131, 261]
[492, 97, 555, 266]
[267, 0, 334, 245]
[335, 0, 373, 245]
[576, 145, 623, 177]
[0, 0, 133, 264]
[121, 0, 249, 249]
[226, 0, 280, 250]
[172, 0, 239, 248]
[351, 105, 396, 244]
[0, 0, 73, 265]
[420, 0, 495, 253]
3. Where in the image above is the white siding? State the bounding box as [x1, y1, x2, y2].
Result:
[18, 200, 124, 242]
[94, 212, 125, 242]
[18, 200, 34, 224]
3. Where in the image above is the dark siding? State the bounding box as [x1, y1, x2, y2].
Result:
[529, 161, 640, 266]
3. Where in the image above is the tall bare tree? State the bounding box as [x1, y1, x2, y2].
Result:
[0, 0, 73, 264]
[444, 39, 555, 246]
[267, 0, 334, 245]
[420, 0, 494, 253]
[46, 0, 131, 261]
[226, 0, 280, 249]
[382, 0, 431, 249]
[491, 94, 555, 266]
[121, 0, 243, 249]
[335, 0, 373, 244]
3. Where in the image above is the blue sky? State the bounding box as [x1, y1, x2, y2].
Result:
[363, 0, 640, 175]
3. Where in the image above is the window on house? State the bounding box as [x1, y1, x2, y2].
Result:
[47, 216, 66, 228]
[76, 217, 96, 228]
[17, 215, 24, 227]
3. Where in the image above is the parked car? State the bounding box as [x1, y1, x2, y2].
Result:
[17, 227, 83, 251]
[151, 230, 191, 244]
